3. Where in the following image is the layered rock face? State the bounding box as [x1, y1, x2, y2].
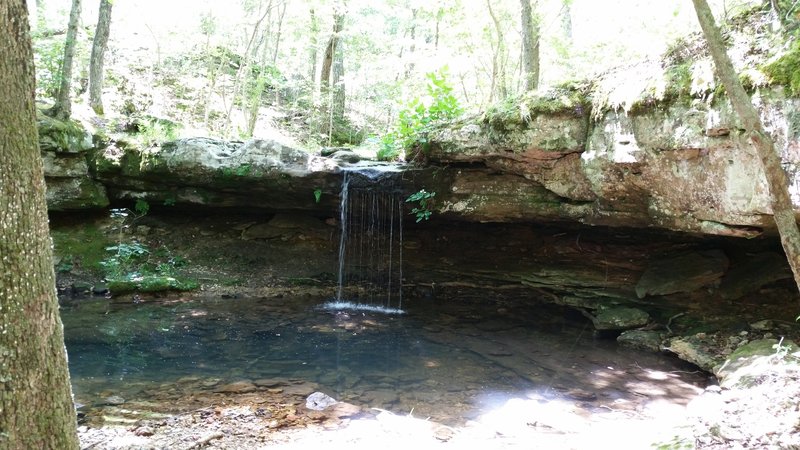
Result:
[42, 91, 800, 317]
[424, 88, 800, 238]
[90, 138, 401, 214]
[49, 87, 800, 241]
[39, 113, 108, 210]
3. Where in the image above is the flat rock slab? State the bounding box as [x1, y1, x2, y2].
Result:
[635, 250, 729, 298]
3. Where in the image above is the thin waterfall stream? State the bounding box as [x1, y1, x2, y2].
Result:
[326, 169, 405, 313]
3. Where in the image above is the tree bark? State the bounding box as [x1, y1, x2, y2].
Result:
[309, 8, 319, 83]
[320, 11, 344, 89]
[320, 8, 346, 142]
[89, 0, 113, 115]
[520, 0, 540, 92]
[692, 0, 800, 295]
[0, 1, 80, 449]
[50, 0, 81, 119]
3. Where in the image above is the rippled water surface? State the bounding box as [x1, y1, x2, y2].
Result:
[62, 295, 706, 426]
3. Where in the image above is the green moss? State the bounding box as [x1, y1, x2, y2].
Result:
[51, 224, 110, 275]
[484, 82, 589, 128]
[37, 110, 89, 153]
[763, 38, 800, 94]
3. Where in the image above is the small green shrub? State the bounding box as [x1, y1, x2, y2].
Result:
[406, 189, 436, 222]
[101, 208, 197, 295]
[380, 69, 463, 161]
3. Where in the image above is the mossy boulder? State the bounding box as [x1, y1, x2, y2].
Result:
[714, 339, 799, 388]
[37, 111, 92, 153]
[589, 306, 650, 331]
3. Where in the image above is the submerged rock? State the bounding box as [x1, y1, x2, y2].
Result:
[214, 380, 257, 394]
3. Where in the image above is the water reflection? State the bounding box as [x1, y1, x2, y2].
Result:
[61, 295, 705, 426]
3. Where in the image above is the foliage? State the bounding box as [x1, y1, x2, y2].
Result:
[135, 199, 150, 215]
[32, 36, 65, 99]
[379, 69, 463, 161]
[406, 189, 436, 222]
[135, 117, 181, 146]
[101, 207, 197, 294]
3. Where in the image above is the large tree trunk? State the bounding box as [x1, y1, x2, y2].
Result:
[0, 1, 80, 449]
[520, 0, 540, 92]
[50, 0, 81, 119]
[692, 0, 800, 295]
[89, 0, 113, 115]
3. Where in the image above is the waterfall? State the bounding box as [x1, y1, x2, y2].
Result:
[327, 169, 404, 314]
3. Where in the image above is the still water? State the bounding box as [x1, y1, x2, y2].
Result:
[62, 295, 705, 426]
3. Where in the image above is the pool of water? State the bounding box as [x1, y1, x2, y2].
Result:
[62, 295, 706, 427]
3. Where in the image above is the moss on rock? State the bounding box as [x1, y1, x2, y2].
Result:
[37, 110, 91, 153]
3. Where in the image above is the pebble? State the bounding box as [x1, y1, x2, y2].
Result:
[133, 426, 154, 436]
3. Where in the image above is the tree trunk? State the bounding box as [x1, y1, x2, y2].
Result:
[520, 0, 540, 92]
[320, 11, 344, 89]
[272, 2, 287, 65]
[486, 0, 508, 102]
[320, 9, 346, 141]
[309, 8, 319, 83]
[89, 0, 113, 115]
[50, 0, 81, 119]
[404, 8, 418, 79]
[692, 0, 800, 295]
[560, 0, 573, 41]
[0, 2, 80, 449]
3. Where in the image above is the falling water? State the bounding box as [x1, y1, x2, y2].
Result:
[327, 169, 404, 314]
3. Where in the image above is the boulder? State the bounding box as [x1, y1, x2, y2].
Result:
[617, 330, 665, 352]
[666, 335, 726, 371]
[589, 306, 650, 331]
[714, 338, 798, 388]
[305, 392, 337, 411]
[37, 112, 92, 153]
